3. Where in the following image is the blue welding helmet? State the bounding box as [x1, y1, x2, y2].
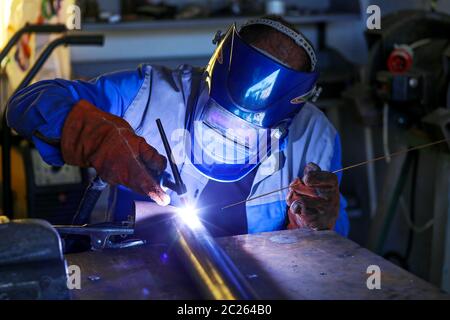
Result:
[189, 21, 320, 182]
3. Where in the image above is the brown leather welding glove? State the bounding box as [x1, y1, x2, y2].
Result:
[61, 100, 170, 206]
[286, 162, 339, 231]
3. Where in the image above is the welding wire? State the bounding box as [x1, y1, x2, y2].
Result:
[221, 138, 450, 211]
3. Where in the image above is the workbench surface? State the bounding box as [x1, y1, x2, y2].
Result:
[67, 227, 448, 300]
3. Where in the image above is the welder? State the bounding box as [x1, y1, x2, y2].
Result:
[6, 16, 349, 237]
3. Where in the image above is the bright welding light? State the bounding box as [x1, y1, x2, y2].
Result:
[177, 205, 202, 230]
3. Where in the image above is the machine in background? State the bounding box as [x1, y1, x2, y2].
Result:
[0, 25, 104, 225]
[11, 143, 86, 224]
[344, 10, 450, 291]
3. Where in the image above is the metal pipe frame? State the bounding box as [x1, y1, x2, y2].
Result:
[0, 24, 67, 65]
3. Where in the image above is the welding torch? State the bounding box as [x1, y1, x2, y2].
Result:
[156, 119, 188, 206]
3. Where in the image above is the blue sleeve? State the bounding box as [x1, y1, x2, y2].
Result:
[6, 67, 146, 166]
[329, 134, 350, 237]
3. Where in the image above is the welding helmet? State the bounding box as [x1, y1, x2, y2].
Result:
[189, 19, 320, 182]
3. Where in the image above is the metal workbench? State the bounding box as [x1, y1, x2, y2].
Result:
[66, 222, 448, 300]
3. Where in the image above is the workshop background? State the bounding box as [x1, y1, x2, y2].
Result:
[1, 0, 450, 295]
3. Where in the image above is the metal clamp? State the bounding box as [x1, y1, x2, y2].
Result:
[54, 216, 143, 250]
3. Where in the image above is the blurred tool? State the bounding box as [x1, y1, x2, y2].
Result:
[175, 4, 209, 20]
[121, 0, 176, 20]
[221, 138, 450, 210]
[78, 0, 100, 23]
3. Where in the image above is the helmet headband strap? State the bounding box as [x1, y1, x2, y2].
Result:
[240, 18, 317, 71]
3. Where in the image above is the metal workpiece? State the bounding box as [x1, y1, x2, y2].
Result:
[172, 212, 257, 300]
[134, 201, 257, 300]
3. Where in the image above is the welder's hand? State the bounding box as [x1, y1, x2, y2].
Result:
[286, 163, 339, 231]
[61, 100, 170, 206]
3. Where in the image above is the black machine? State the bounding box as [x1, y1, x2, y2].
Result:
[0, 219, 69, 300]
[366, 10, 450, 126]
